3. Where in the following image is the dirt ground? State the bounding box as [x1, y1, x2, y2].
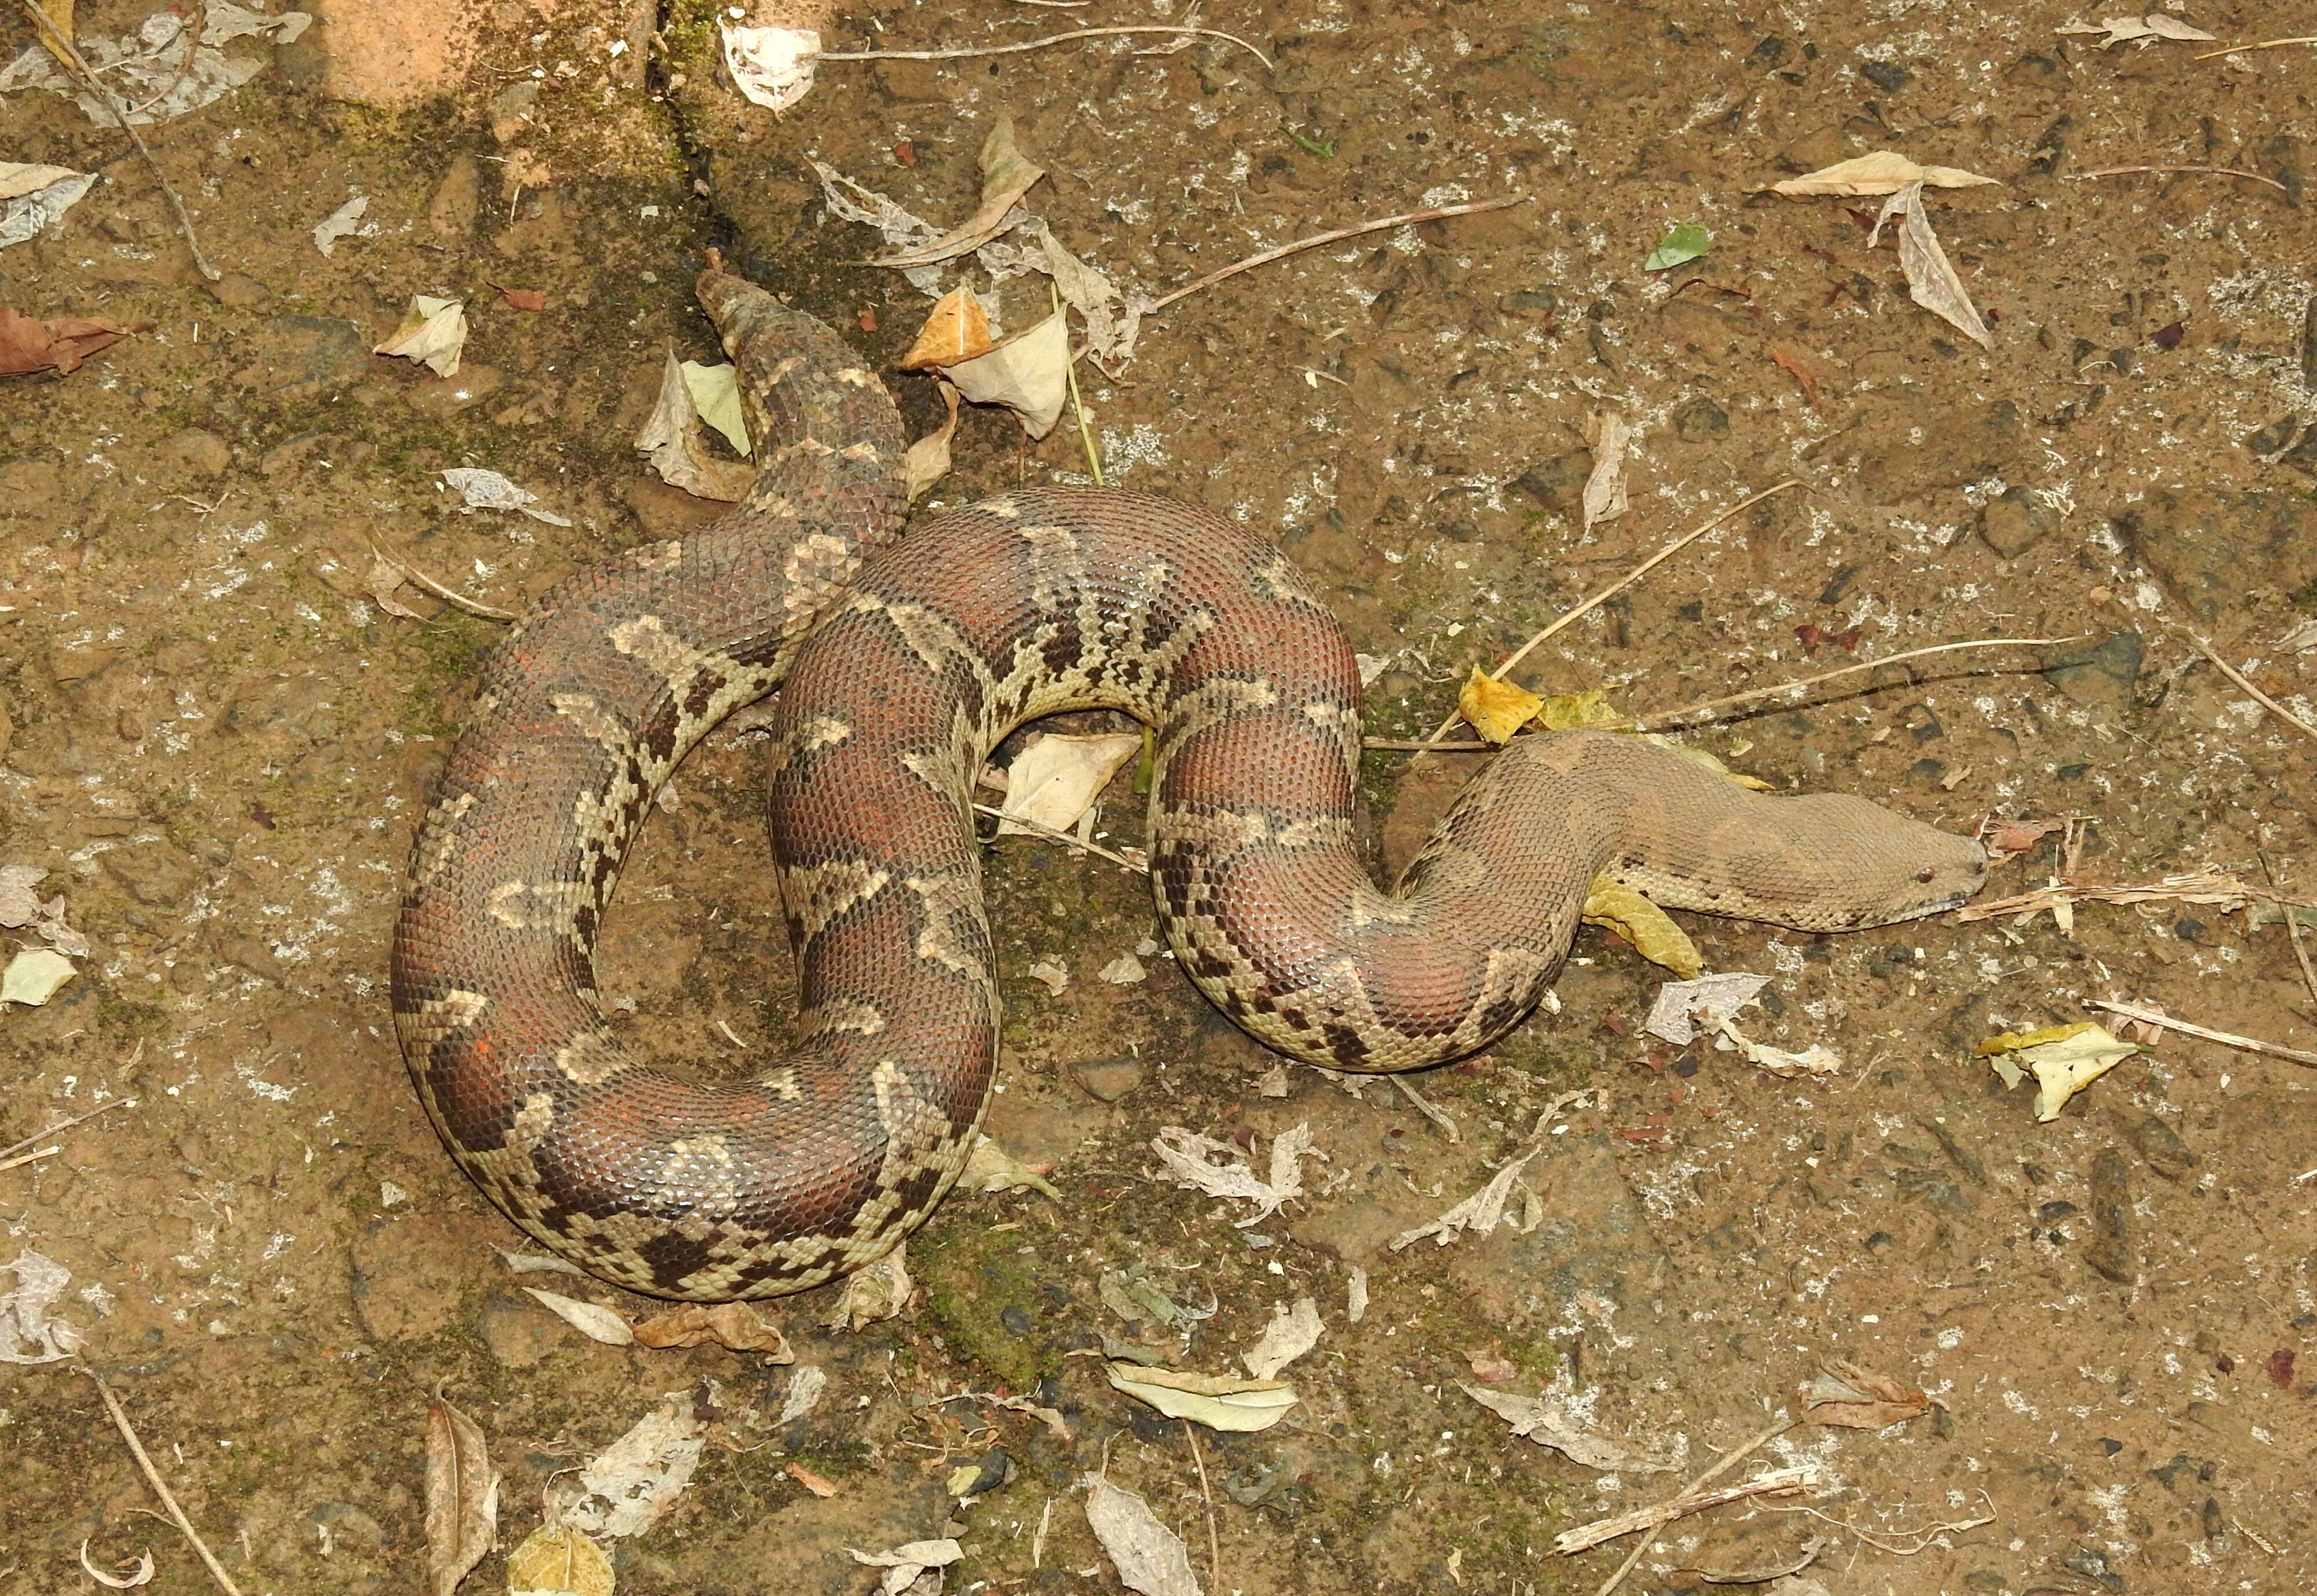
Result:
[5, 1, 2316, 1592]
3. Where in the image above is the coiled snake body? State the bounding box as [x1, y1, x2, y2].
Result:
[391, 266, 1987, 1300]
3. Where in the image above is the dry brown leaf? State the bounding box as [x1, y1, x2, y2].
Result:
[1461, 1384, 1681, 1472]
[496, 285, 548, 311]
[872, 116, 1046, 269]
[997, 729, 1144, 835]
[899, 286, 995, 370]
[77, 1540, 154, 1589]
[362, 555, 430, 620]
[940, 310, 1071, 439]
[1803, 1358, 1930, 1429]
[546, 1393, 706, 1538]
[786, 1460, 841, 1497]
[423, 1396, 499, 1596]
[1769, 150, 2001, 196]
[505, 1521, 614, 1596]
[1768, 345, 1820, 407]
[825, 1242, 912, 1331]
[523, 1287, 636, 1345]
[0, 305, 139, 376]
[1581, 410, 1629, 533]
[374, 295, 468, 377]
[2057, 14, 2217, 46]
[635, 348, 758, 502]
[902, 379, 962, 500]
[1085, 1475, 1201, 1596]
[1241, 1297, 1323, 1380]
[631, 1300, 795, 1356]
[1868, 181, 1992, 348]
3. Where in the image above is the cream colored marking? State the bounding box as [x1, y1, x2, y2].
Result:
[552, 1027, 632, 1085]
[799, 997, 887, 1038]
[414, 791, 478, 886]
[1252, 552, 1326, 608]
[486, 878, 590, 934]
[839, 441, 882, 462]
[776, 436, 836, 459]
[660, 1136, 745, 1211]
[835, 366, 878, 388]
[782, 858, 894, 941]
[765, 355, 802, 384]
[416, 987, 490, 1031]
[856, 594, 978, 677]
[757, 1066, 805, 1101]
[1275, 815, 1356, 850]
[633, 540, 684, 571]
[551, 691, 632, 755]
[904, 871, 990, 982]
[750, 493, 801, 519]
[1347, 890, 1419, 927]
[608, 613, 701, 679]
[977, 494, 1022, 519]
[509, 1092, 556, 1153]
[795, 715, 854, 755]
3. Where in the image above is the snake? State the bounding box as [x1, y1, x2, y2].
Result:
[390, 262, 1989, 1302]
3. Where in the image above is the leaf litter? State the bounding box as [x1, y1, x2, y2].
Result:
[1867, 181, 1993, 348]
[1802, 1359, 1931, 1430]
[1241, 1297, 1323, 1380]
[720, 22, 820, 111]
[1391, 1147, 1541, 1249]
[0, 161, 93, 248]
[505, 1521, 614, 1596]
[636, 348, 757, 502]
[2057, 13, 2218, 47]
[849, 1538, 963, 1596]
[422, 1395, 498, 1596]
[1148, 1122, 1322, 1225]
[0, 1249, 83, 1362]
[0, 5, 312, 126]
[1768, 150, 1999, 196]
[1978, 1022, 2139, 1120]
[1105, 1364, 1299, 1432]
[440, 467, 573, 525]
[545, 1391, 707, 1538]
[0, 303, 140, 376]
[1085, 1473, 1202, 1595]
[374, 294, 468, 377]
[1460, 1384, 1682, 1472]
[994, 730, 1144, 835]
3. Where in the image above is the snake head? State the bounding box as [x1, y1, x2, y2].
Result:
[1860, 825, 1991, 925]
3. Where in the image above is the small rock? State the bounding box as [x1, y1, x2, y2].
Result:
[1976, 486, 2056, 557]
[162, 428, 231, 476]
[489, 81, 540, 144]
[2124, 1111, 2199, 1182]
[2083, 1147, 2134, 1284]
[100, 841, 201, 909]
[1511, 451, 1589, 515]
[214, 934, 286, 983]
[1674, 396, 1729, 442]
[1860, 59, 1912, 91]
[206, 271, 272, 307]
[428, 154, 481, 237]
[1071, 1055, 1145, 1103]
[405, 365, 504, 415]
[2042, 631, 2143, 713]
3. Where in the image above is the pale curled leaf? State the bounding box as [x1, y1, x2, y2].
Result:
[1803, 1358, 1930, 1429]
[1581, 880, 1704, 979]
[77, 1542, 155, 1589]
[547, 1393, 705, 1538]
[630, 1300, 794, 1355]
[311, 195, 368, 257]
[997, 730, 1144, 835]
[1105, 1362, 1298, 1432]
[960, 1134, 1063, 1198]
[505, 1521, 614, 1596]
[1391, 1149, 1539, 1249]
[777, 1364, 829, 1424]
[1581, 411, 1629, 533]
[679, 361, 751, 456]
[523, 1287, 635, 1345]
[1769, 150, 2000, 196]
[1978, 1022, 2137, 1120]
[941, 310, 1072, 439]
[635, 350, 756, 502]
[1867, 181, 1992, 349]
[441, 467, 574, 526]
[1085, 1475, 1201, 1595]
[0, 1250, 82, 1363]
[2056, 13, 2216, 46]
[1643, 972, 1773, 1046]
[901, 380, 962, 501]
[1461, 1384, 1680, 1472]
[1241, 1296, 1323, 1380]
[719, 23, 819, 110]
[1149, 1124, 1318, 1226]
[849, 1539, 965, 1569]
[1, 947, 76, 1007]
[424, 1397, 499, 1596]
[375, 294, 467, 377]
[872, 116, 1046, 269]
[900, 286, 995, 370]
[1712, 1015, 1842, 1079]
[826, 1242, 911, 1330]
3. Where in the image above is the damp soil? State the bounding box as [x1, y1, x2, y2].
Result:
[3, 1, 2316, 1593]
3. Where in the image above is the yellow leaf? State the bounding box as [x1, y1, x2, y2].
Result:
[1977, 1022, 2138, 1121]
[1649, 737, 1773, 791]
[506, 1522, 614, 1596]
[1458, 668, 1544, 745]
[1581, 877, 1703, 978]
[1535, 688, 1624, 731]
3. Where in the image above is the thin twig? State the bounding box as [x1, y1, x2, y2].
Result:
[18, 0, 220, 282]
[1630, 637, 2075, 731]
[1055, 281, 1104, 486]
[2194, 34, 2317, 58]
[817, 24, 1274, 71]
[0, 1098, 136, 1164]
[1388, 1075, 1461, 1142]
[2068, 164, 2289, 194]
[124, 1, 205, 119]
[2088, 1000, 2317, 1069]
[2180, 631, 2317, 744]
[1144, 197, 1526, 318]
[2260, 853, 2317, 1016]
[1587, 1417, 1798, 1595]
[0, 1147, 60, 1174]
[1181, 1420, 1221, 1593]
[367, 540, 518, 622]
[971, 801, 1147, 873]
[1768, 1491, 1997, 1554]
[1409, 481, 1802, 753]
[80, 1369, 246, 1596]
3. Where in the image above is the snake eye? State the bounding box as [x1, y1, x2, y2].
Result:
[1915, 867, 1937, 883]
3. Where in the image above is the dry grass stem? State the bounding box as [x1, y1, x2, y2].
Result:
[2088, 999, 2317, 1069]
[1389, 1074, 1461, 1141]
[2194, 35, 2317, 57]
[2069, 164, 2289, 193]
[1412, 480, 1803, 753]
[970, 801, 1147, 873]
[1144, 197, 1526, 318]
[1182, 1420, 1222, 1591]
[2179, 631, 2317, 742]
[817, 25, 1275, 71]
[1955, 866, 2298, 925]
[368, 541, 519, 621]
[1586, 1417, 1799, 1595]
[1769, 1492, 1997, 1554]
[2259, 853, 2317, 1014]
[16, 0, 220, 282]
[1631, 636, 2076, 731]
[81, 1371, 246, 1596]
[0, 1098, 135, 1164]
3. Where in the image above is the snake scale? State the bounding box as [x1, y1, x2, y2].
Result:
[391, 263, 1989, 1300]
